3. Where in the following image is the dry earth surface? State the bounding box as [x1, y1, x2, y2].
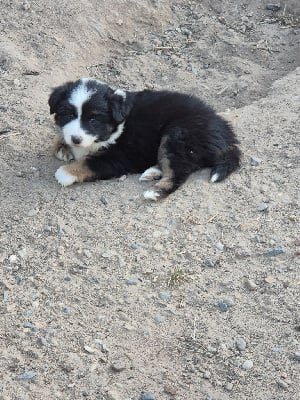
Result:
[0, 1, 299, 399]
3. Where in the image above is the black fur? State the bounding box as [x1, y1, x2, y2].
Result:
[49, 79, 241, 198]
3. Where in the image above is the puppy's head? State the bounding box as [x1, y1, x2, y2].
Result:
[48, 78, 131, 148]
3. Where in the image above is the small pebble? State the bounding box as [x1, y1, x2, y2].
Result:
[203, 370, 211, 379]
[265, 245, 284, 257]
[15, 371, 36, 381]
[203, 258, 215, 268]
[159, 291, 171, 301]
[27, 208, 38, 217]
[236, 337, 247, 351]
[22, 1, 31, 10]
[140, 392, 155, 400]
[100, 196, 108, 205]
[38, 337, 47, 346]
[111, 360, 126, 372]
[277, 379, 288, 389]
[154, 315, 165, 324]
[244, 278, 257, 291]
[84, 345, 95, 354]
[293, 352, 300, 361]
[218, 302, 228, 312]
[126, 278, 139, 286]
[9, 255, 18, 264]
[250, 157, 261, 166]
[225, 382, 233, 391]
[265, 4, 281, 11]
[242, 360, 253, 370]
[215, 242, 224, 251]
[272, 347, 283, 353]
[223, 298, 235, 307]
[257, 202, 268, 212]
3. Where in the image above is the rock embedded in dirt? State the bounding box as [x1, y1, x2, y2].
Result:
[83, 345, 95, 354]
[277, 379, 289, 389]
[154, 315, 165, 323]
[250, 157, 261, 166]
[225, 382, 234, 391]
[159, 291, 171, 301]
[218, 302, 229, 312]
[140, 392, 155, 400]
[242, 360, 253, 370]
[100, 196, 108, 205]
[203, 258, 215, 268]
[126, 278, 139, 286]
[203, 370, 211, 379]
[15, 370, 36, 381]
[236, 337, 247, 351]
[265, 4, 281, 11]
[215, 242, 224, 251]
[293, 352, 300, 361]
[244, 278, 258, 291]
[257, 202, 268, 212]
[265, 246, 284, 257]
[111, 360, 127, 372]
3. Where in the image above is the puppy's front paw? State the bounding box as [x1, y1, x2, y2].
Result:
[55, 166, 78, 187]
[53, 138, 74, 161]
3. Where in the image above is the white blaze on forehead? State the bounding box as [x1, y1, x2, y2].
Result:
[69, 81, 95, 114]
[62, 80, 97, 148]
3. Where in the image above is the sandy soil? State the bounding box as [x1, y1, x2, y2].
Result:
[0, 1, 299, 399]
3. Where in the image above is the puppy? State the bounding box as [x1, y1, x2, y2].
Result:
[49, 78, 240, 200]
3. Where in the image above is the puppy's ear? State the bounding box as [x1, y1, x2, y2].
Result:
[109, 89, 130, 123]
[48, 83, 72, 114]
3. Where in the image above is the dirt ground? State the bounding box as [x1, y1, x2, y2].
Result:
[0, 1, 299, 399]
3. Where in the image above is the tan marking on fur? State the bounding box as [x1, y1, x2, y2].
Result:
[53, 136, 73, 160]
[63, 159, 95, 182]
[154, 135, 174, 193]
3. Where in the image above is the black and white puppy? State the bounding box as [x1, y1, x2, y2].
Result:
[49, 78, 240, 200]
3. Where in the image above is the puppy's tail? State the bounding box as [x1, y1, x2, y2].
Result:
[210, 144, 241, 183]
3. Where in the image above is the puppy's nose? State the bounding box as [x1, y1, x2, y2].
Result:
[71, 135, 82, 145]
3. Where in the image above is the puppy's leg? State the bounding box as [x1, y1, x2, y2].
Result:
[55, 159, 95, 186]
[143, 132, 192, 201]
[55, 152, 129, 187]
[53, 136, 74, 161]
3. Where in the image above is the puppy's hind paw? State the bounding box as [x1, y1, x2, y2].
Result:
[55, 166, 78, 187]
[139, 166, 162, 182]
